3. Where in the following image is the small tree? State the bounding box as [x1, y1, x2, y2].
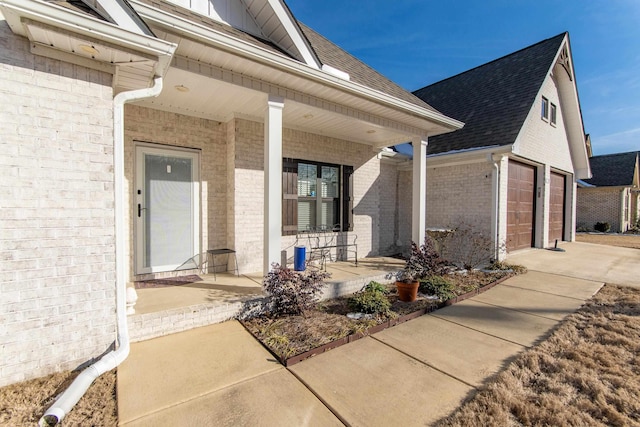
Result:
[262, 263, 330, 316]
[405, 237, 448, 279]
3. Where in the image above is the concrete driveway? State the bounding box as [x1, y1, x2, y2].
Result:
[507, 241, 640, 287]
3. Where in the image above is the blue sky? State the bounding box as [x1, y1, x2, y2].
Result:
[286, 0, 640, 156]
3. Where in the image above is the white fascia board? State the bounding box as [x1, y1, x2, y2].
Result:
[426, 144, 513, 167]
[130, 0, 463, 133]
[0, 0, 175, 75]
[269, 0, 320, 69]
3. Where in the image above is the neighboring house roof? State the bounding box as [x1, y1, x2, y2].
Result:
[413, 33, 567, 155]
[582, 151, 640, 187]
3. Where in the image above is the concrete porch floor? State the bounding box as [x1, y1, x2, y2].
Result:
[127, 257, 405, 342]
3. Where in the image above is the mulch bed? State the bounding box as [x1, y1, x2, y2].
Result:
[242, 270, 512, 366]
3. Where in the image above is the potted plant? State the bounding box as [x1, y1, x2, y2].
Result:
[393, 267, 420, 302]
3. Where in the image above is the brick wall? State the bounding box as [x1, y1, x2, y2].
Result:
[229, 119, 401, 272]
[577, 187, 623, 232]
[0, 20, 116, 386]
[515, 74, 575, 174]
[426, 161, 493, 235]
[425, 161, 494, 265]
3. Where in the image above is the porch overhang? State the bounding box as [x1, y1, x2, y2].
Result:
[128, 0, 463, 146]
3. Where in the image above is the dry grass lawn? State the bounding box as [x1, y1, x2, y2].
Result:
[0, 370, 116, 426]
[438, 284, 640, 426]
[576, 232, 640, 249]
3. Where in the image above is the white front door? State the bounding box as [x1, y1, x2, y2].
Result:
[135, 144, 200, 274]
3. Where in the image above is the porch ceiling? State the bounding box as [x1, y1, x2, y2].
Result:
[135, 66, 414, 146]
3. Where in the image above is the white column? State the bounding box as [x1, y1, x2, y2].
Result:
[264, 95, 284, 274]
[412, 137, 427, 245]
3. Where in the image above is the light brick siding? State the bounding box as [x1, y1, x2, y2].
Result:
[0, 21, 116, 386]
[123, 106, 227, 279]
[577, 187, 625, 232]
[515, 74, 575, 174]
[425, 161, 494, 264]
[426, 161, 493, 234]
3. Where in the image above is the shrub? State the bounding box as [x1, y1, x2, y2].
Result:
[444, 223, 494, 270]
[263, 263, 330, 316]
[419, 275, 456, 301]
[348, 288, 391, 315]
[594, 222, 611, 233]
[363, 281, 389, 294]
[405, 237, 448, 279]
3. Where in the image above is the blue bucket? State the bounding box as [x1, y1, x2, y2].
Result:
[293, 246, 306, 271]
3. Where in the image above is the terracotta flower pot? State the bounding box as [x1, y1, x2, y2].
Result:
[396, 280, 419, 302]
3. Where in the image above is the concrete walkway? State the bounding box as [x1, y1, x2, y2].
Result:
[117, 242, 631, 426]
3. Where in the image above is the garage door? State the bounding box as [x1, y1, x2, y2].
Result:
[507, 161, 536, 251]
[549, 172, 565, 245]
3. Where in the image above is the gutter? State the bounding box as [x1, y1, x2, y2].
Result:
[129, 0, 464, 133]
[0, 0, 176, 77]
[39, 76, 164, 426]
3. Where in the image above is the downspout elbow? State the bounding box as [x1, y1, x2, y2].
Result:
[39, 76, 163, 427]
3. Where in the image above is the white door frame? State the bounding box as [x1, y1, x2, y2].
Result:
[134, 143, 200, 274]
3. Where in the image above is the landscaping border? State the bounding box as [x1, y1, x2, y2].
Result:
[241, 274, 512, 367]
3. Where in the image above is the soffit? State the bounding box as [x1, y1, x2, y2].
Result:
[0, 0, 176, 92]
[135, 26, 457, 146]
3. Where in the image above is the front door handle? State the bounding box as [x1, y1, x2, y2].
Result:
[138, 204, 146, 217]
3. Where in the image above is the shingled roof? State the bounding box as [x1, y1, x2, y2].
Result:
[413, 33, 567, 155]
[582, 151, 639, 187]
[299, 23, 437, 111]
[133, 0, 435, 110]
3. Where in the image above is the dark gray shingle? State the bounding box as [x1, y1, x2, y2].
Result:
[414, 33, 567, 155]
[583, 151, 639, 187]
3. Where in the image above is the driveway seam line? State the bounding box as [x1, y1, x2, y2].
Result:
[466, 298, 576, 322]
[286, 368, 350, 427]
[427, 313, 532, 348]
[369, 335, 479, 390]
[524, 269, 605, 285]
[502, 284, 590, 301]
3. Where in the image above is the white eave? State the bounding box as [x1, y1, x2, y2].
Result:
[129, 0, 463, 137]
[0, 0, 176, 92]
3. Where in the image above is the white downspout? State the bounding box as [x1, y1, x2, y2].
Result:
[39, 76, 164, 426]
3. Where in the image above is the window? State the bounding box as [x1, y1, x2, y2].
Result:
[541, 96, 549, 121]
[550, 103, 557, 125]
[282, 158, 353, 235]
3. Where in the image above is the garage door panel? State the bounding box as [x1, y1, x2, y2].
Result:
[507, 161, 536, 251]
[549, 172, 565, 244]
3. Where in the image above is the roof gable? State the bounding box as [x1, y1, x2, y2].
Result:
[414, 33, 566, 155]
[583, 151, 640, 187]
[151, 0, 319, 67]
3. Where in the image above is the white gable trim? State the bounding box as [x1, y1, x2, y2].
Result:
[84, 0, 153, 36]
[268, 0, 320, 68]
[513, 34, 591, 180]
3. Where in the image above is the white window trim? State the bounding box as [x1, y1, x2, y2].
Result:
[541, 96, 549, 122]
